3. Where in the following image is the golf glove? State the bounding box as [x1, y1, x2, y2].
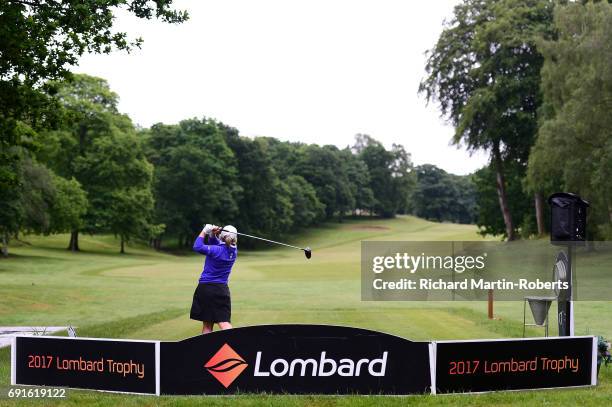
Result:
[203, 224, 217, 236]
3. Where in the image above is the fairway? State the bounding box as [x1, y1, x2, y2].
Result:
[1, 216, 611, 405]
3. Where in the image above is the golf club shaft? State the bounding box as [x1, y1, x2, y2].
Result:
[218, 228, 306, 251]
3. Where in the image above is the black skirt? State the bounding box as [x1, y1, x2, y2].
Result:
[190, 283, 231, 322]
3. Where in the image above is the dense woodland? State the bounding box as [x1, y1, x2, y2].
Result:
[1, 0, 612, 255]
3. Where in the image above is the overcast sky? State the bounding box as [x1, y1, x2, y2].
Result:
[75, 0, 489, 175]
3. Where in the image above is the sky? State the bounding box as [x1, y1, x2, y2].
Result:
[75, 0, 489, 175]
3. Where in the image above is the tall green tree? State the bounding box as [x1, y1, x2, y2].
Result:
[285, 175, 325, 228]
[20, 160, 88, 237]
[0, 156, 53, 256]
[355, 136, 396, 217]
[340, 149, 375, 215]
[75, 131, 155, 253]
[527, 1, 612, 239]
[473, 162, 533, 237]
[351, 134, 415, 218]
[390, 144, 416, 215]
[411, 164, 477, 224]
[0, 1, 187, 249]
[41, 74, 155, 252]
[47, 175, 88, 237]
[0, 1, 187, 84]
[419, 0, 554, 240]
[223, 128, 294, 241]
[295, 144, 354, 220]
[146, 119, 240, 248]
[262, 137, 305, 177]
[18, 158, 56, 235]
[0, 145, 25, 256]
[40, 75, 120, 250]
[252, 138, 328, 228]
[0, 156, 87, 256]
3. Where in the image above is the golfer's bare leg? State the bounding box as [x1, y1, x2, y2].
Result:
[218, 322, 232, 330]
[202, 321, 213, 334]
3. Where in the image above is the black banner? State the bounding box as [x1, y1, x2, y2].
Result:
[160, 324, 431, 395]
[434, 336, 596, 393]
[14, 337, 157, 394]
[11, 328, 597, 395]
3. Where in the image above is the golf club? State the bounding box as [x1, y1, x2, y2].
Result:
[214, 227, 312, 259]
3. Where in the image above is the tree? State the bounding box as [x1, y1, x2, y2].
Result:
[47, 175, 88, 236]
[107, 188, 155, 254]
[1, 1, 187, 84]
[75, 130, 155, 253]
[390, 144, 416, 215]
[40, 74, 158, 252]
[223, 129, 294, 241]
[356, 137, 396, 217]
[0, 105, 55, 256]
[411, 164, 477, 224]
[473, 161, 533, 237]
[0, 82, 58, 208]
[0, 155, 23, 256]
[285, 175, 325, 228]
[146, 119, 240, 247]
[350, 135, 415, 218]
[0, 1, 188, 242]
[2, 158, 58, 254]
[261, 137, 305, 177]
[0, 156, 87, 256]
[40, 74, 132, 250]
[18, 158, 56, 235]
[411, 165, 453, 222]
[340, 149, 375, 215]
[295, 144, 354, 220]
[452, 174, 479, 224]
[527, 1, 612, 239]
[259, 134, 413, 220]
[419, 0, 554, 240]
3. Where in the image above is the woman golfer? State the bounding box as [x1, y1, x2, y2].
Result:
[191, 224, 238, 334]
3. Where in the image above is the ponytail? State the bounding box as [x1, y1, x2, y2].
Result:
[224, 236, 237, 247]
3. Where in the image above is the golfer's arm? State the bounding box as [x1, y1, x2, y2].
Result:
[193, 236, 211, 255]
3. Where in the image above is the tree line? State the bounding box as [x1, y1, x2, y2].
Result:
[421, 0, 612, 240]
[1, 72, 478, 254]
[143, 114, 419, 249]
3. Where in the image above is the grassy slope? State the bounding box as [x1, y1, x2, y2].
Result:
[1, 216, 611, 406]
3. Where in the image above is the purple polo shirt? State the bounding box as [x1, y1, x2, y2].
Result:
[193, 235, 237, 284]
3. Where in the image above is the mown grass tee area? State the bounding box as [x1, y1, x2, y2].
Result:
[1, 216, 611, 406]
